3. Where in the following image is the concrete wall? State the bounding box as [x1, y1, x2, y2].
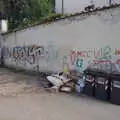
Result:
[55, 0, 120, 14]
[2, 7, 120, 73]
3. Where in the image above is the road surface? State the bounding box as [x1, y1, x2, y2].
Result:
[0, 68, 119, 120]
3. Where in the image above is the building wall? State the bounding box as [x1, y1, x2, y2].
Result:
[2, 7, 120, 73]
[55, 0, 120, 14]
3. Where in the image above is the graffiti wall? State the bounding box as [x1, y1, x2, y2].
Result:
[69, 47, 120, 72]
[2, 6, 120, 73]
[3, 44, 59, 72]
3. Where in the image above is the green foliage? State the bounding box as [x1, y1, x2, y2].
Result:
[13, 13, 65, 31]
[0, 0, 55, 30]
[29, 0, 54, 19]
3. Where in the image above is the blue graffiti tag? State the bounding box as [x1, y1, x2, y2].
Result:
[76, 58, 84, 72]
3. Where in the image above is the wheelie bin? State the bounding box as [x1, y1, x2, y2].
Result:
[110, 74, 120, 105]
[95, 72, 110, 101]
[83, 69, 95, 96]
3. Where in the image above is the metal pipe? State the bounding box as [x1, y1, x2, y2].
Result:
[62, 0, 64, 14]
[109, 0, 112, 6]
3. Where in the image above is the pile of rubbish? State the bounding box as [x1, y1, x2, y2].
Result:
[46, 70, 85, 93]
[39, 60, 120, 105]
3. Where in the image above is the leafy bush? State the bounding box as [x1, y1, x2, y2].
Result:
[1, 0, 55, 30]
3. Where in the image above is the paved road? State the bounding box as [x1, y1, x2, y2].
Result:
[0, 68, 119, 120]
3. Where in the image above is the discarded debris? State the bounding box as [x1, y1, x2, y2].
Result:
[75, 78, 85, 94]
[37, 73, 53, 88]
[47, 74, 70, 86]
[59, 86, 73, 93]
[46, 71, 81, 93]
[47, 73, 71, 91]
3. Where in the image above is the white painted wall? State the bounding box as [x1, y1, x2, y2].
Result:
[2, 7, 120, 73]
[55, 0, 120, 14]
[112, 0, 120, 4]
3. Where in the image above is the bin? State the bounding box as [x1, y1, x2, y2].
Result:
[110, 74, 120, 105]
[84, 70, 95, 96]
[95, 75, 110, 101]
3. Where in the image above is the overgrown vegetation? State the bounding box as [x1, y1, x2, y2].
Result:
[0, 0, 55, 30]
[1, 0, 120, 32]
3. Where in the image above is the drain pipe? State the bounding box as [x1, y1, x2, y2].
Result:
[0, 29, 4, 66]
[0, 16, 8, 67]
[109, 0, 112, 6]
[62, 0, 64, 14]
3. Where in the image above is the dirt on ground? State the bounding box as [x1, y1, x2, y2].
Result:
[0, 68, 120, 120]
[0, 68, 48, 97]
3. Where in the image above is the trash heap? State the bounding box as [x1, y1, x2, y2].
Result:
[44, 60, 120, 105]
[46, 70, 82, 93]
[44, 69, 85, 94]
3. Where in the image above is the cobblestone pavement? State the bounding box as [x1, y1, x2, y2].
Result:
[0, 68, 120, 120]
